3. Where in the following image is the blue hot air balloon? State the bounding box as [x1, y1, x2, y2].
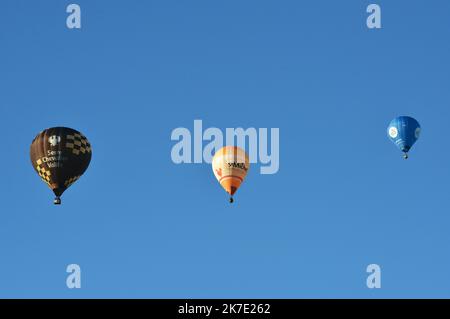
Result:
[387, 116, 421, 159]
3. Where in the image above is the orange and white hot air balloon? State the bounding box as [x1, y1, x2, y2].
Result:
[212, 146, 250, 203]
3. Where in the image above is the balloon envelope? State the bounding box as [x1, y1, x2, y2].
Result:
[387, 116, 421, 156]
[212, 146, 249, 201]
[30, 127, 92, 203]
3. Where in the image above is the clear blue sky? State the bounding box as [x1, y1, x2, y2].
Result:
[1, 0, 450, 298]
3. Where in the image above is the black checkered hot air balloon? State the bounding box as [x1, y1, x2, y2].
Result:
[30, 127, 92, 205]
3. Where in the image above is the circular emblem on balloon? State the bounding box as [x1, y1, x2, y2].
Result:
[389, 127, 398, 138]
[415, 127, 421, 139]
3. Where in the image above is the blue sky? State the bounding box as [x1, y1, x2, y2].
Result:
[1, 0, 450, 298]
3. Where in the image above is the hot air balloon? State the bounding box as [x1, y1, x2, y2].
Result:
[30, 127, 92, 204]
[212, 146, 249, 203]
[387, 116, 421, 159]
